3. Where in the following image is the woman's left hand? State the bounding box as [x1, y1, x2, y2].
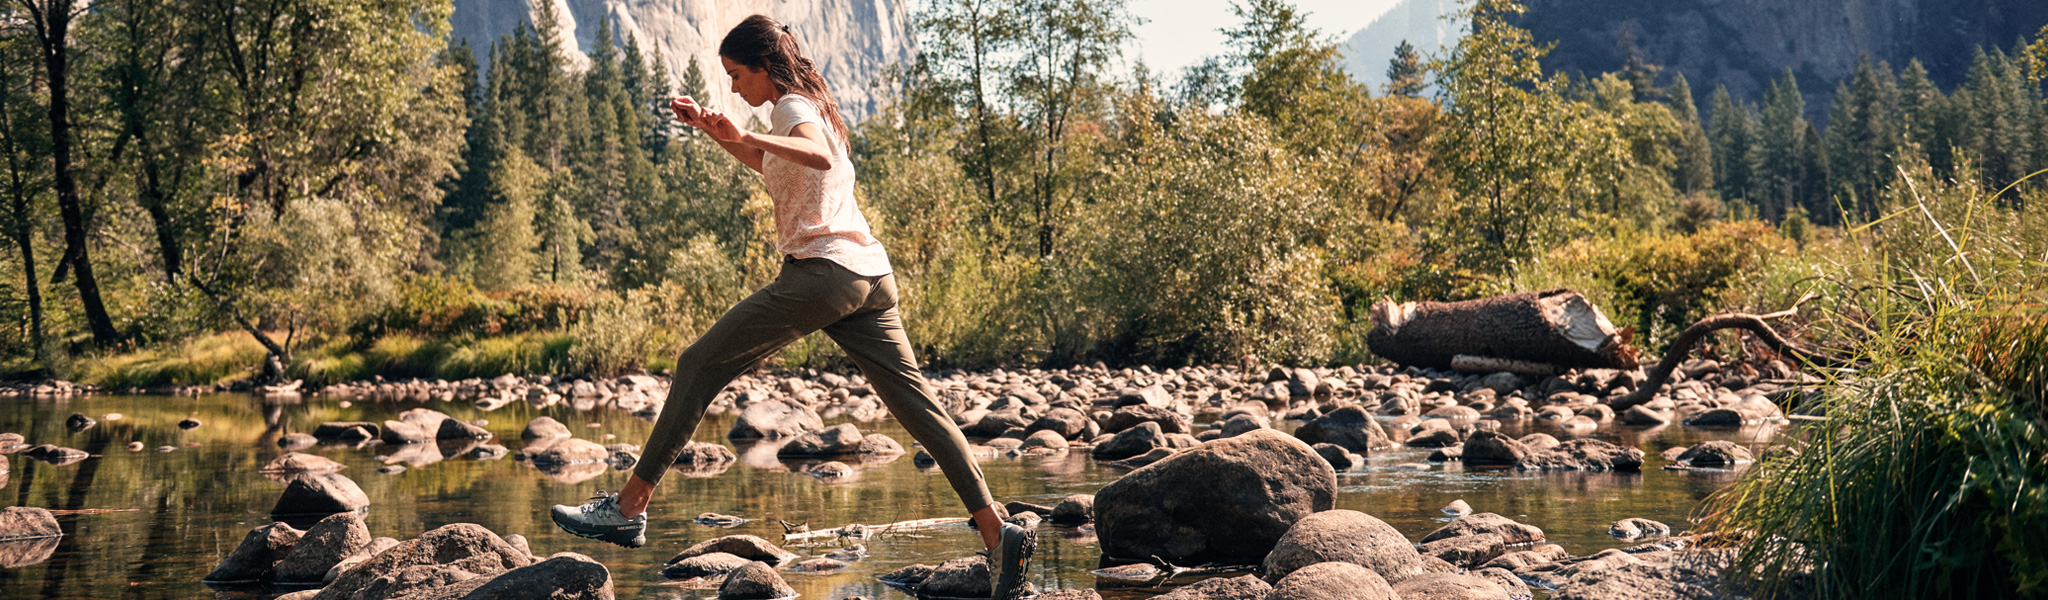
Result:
[699, 110, 745, 144]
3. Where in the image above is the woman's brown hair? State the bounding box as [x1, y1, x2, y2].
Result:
[720, 15, 850, 151]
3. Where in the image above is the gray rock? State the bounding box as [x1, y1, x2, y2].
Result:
[776, 423, 868, 457]
[1091, 421, 1169, 460]
[1473, 567, 1532, 600]
[1051, 494, 1095, 525]
[272, 512, 372, 583]
[437, 419, 493, 440]
[1312, 443, 1360, 470]
[727, 399, 823, 441]
[264, 452, 347, 473]
[1263, 509, 1425, 583]
[1267, 561, 1398, 600]
[1671, 441, 1753, 468]
[65, 413, 95, 432]
[1620, 405, 1670, 426]
[271, 473, 371, 518]
[1027, 407, 1096, 440]
[665, 535, 797, 567]
[205, 522, 304, 583]
[0, 506, 62, 542]
[1095, 430, 1335, 565]
[524, 438, 610, 465]
[459, 553, 612, 600]
[1153, 573, 1271, 599]
[312, 523, 531, 600]
[1549, 549, 1738, 600]
[786, 557, 849, 572]
[1023, 429, 1070, 450]
[519, 417, 572, 441]
[1102, 404, 1191, 434]
[381, 420, 430, 445]
[1292, 406, 1394, 453]
[920, 555, 990, 598]
[1421, 513, 1545, 545]
[1608, 518, 1671, 541]
[1418, 533, 1507, 569]
[661, 551, 753, 579]
[1391, 572, 1513, 600]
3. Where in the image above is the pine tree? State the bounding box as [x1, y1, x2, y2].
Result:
[1386, 39, 1425, 98]
[1897, 59, 1956, 175]
[1756, 69, 1809, 221]
[470, 146, 544, 291]
[1708, 84, 1759, 212]
[1824, 56, 1899, 220]
[1667, 72, 1713, 194]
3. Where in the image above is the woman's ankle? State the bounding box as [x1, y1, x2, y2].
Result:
[619, 476, 655, 518]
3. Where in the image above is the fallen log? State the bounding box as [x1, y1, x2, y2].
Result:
[780, 516, 969, 542]
[1367, 289, 1639, 373]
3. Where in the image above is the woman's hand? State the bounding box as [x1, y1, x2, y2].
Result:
[671, 96, 746, 144]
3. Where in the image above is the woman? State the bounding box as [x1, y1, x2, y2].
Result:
[547, 14, 1035, 599]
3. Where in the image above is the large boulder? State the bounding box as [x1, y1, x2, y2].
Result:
[715, 561, 794, 600]
[1262, 510, 1426, 583]
[436, 419, 493, 441]
[271, 473, 371, 519]
[919, 555, 997, 599]
[380, 420, 431, 445]
[524, 438, 609, 465]
[205, 522, 304, 583]
[1292, 406, 1394, 453]
[1094, 429, 1336, 565]
[1267, 562, 1399, 600]
[1417, 533, 1507, 570]
[1153, 574, 1272, 599]
[272, 512, 372, 583]
[460, 553, 613, 600]
[726, 399, 823, 441]
[312, 523, 531, 600]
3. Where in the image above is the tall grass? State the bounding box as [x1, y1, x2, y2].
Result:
[1701, 162, 2048, 599]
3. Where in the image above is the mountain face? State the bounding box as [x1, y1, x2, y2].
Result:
[1343, 0, 2048, 121]
[450, 0, 916, 122]
[1341, 0, 1464, 94]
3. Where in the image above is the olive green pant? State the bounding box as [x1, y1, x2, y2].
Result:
[632, 256, 997, 512]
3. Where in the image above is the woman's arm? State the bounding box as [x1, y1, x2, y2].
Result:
[674, 97, 834, 173]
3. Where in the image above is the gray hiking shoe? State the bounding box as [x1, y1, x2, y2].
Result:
[989, 522, 1036, 599]
[550, 491, 647, 548]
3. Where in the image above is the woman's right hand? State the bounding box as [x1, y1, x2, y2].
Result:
[670, 97, 704, 127]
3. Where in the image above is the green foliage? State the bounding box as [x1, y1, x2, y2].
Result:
[1385, 40, 1427, 98]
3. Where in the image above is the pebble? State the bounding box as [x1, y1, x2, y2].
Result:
[155, 446, 177, 452]
[1444, 499, 1473, 516]
[127, 442, 145, 452]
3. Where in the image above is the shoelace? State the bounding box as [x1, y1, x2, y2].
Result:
[583, 491, 617, 514]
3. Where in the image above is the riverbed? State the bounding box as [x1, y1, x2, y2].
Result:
[0, 391, 1774, 599]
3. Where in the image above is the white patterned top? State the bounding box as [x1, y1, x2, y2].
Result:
[762, 94, 891, 276]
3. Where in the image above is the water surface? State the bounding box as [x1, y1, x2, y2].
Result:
[0, 393, 1774, 599]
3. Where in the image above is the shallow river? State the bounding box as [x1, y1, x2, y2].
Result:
[0, 392, 1776, 599]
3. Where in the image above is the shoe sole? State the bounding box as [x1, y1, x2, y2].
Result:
[994, 527, 1038, 600]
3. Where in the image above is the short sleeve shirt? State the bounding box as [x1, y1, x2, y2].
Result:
[762, 94, 891, 276]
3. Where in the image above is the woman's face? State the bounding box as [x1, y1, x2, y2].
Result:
[721, 56, 779, 107]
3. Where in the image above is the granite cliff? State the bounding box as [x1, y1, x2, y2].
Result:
[450, 0, 916, 122]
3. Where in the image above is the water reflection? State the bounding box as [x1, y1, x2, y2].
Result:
[0, 393, 1782, 599]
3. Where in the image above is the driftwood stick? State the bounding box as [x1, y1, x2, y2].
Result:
[781, 517, 969, 542]
[1606, 307, 1833, 411]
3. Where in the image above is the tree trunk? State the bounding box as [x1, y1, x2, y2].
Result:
[191, 277, 290, 384]
[1366, 289, 1641, 372]
[28, 0, 119, 347]
[5, 181, 40, 361]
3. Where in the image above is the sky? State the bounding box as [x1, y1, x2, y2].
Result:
[1125, 0, 1405, 75]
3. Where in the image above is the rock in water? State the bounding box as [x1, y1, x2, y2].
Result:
[727, 399, 823, 441]
[270, 473, 371, 519]
[0, 506, 62, 542]
[1267, 561, 1399, 600]
[1154, 574, 1273, 599]
[178, 418, 203, 430]
[271, 512, 371, 583]
[663, 552, 755, 579]
[1609, 518, 1672, 541]
[715, 560, 795, 600]
[776, 423, 867, 457]
[65, 413, 95, 433]
[314, 523, 531, 600]
[666, 534, 798, 567]
[520, 416, 573, 441]
[1293, 406, 1395, 453]
[1050, 495, 1095, 525]
[1095, 429, 1336, 565]
[1442, 499, 1472, 516]
[920, 555, 993, 598]
[1391, 572, 1513, 600]
[1263, 510, 1426, 583]
[1421, 513, 1545, 545]
[204, 522, 304, 583]
[263, 452, 347, 473]
[462, 553, 613, 600]
[1090, 421, 1169, 461]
